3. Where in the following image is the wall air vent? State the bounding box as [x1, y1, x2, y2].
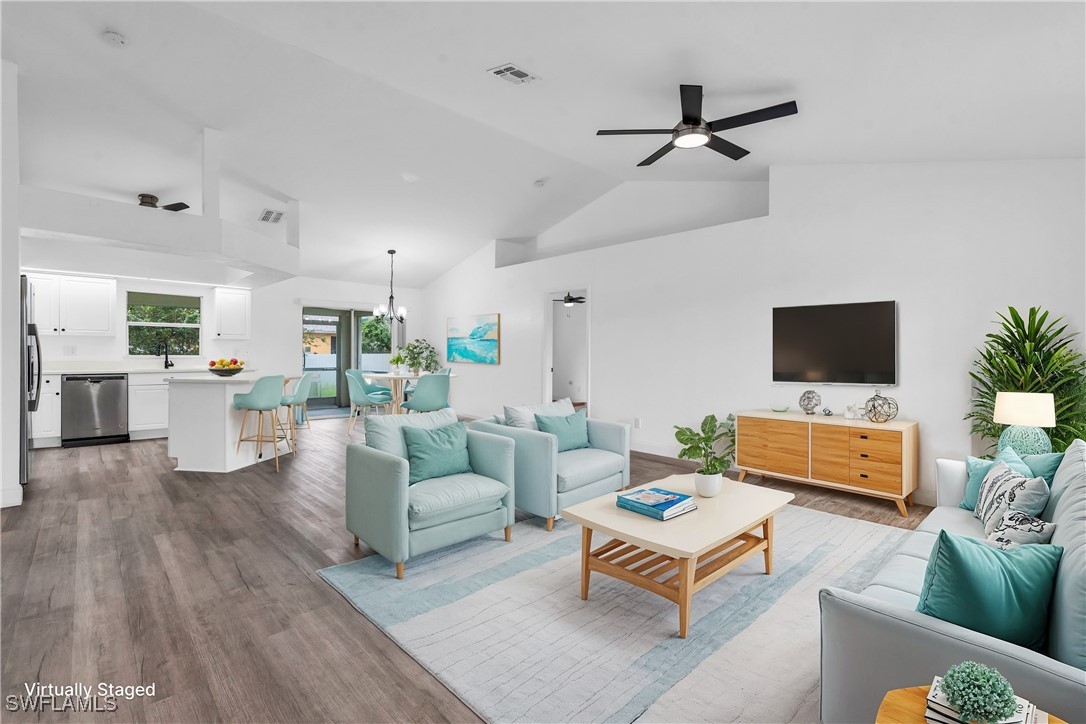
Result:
[487, 63, 538, 85]
[258, 208, 285, 224]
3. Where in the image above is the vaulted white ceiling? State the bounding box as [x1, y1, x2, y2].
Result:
[4, 2, 1083, 287]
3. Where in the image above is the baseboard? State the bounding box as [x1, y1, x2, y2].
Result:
[630, 440, 680, 458]
[1, 483, 23, 508]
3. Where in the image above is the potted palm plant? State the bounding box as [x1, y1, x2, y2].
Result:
[674, 413, 736, 497]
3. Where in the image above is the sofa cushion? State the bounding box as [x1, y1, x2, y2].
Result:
[974, 463, 1049, 534]
[861, 584, 920, 610]
[556, 448, 625, 492]
[407, 473, 509, 530]
[365, 408, 458, 459]
[868, 554, 929, 596]
[917, 531, 1063, 650]
[986, 510, 1056, 550]
[1043, 438, 1084, 522]
[896, 530, 940, 561]
[1023, 452, 1065, 488]
[535, 410, 590, 452]
[402, 422, 472, 484]
[504, 398, 575, 430]
[917, 506, 986, 539]
[960, 447, 1032, 510]
[1046, 439, 1085, 669]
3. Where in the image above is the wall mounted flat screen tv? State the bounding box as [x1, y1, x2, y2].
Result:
[773, 301, 897, 385]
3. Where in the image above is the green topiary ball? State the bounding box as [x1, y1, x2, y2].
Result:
[941, 661, 1016, 724]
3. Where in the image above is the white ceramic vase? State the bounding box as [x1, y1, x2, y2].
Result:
[694, 472, 723, 498]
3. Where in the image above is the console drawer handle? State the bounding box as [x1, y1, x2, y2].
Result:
[859, 473, 869, 479]
[859, 434, 869, 440]
[860, 453, 869, 458]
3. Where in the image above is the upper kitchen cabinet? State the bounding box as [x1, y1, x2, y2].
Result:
[214, 288, 250, 340]
[27, 273, 116, 336]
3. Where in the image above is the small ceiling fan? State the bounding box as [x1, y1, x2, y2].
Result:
[554, 292, 586, 307]
[137, 193, 189, 212]
[597, 84, 798, 166]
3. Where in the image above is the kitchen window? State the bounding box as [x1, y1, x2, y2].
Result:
[127, 291, 202, 356]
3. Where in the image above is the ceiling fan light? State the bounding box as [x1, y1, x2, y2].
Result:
[673, 127, 710, 148]
[564, 301, 574, 307]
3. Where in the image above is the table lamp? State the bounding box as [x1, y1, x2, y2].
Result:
[993, 391, 1056, 455]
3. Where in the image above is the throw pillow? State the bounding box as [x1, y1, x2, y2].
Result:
[401, 422, 472, 485]
[1023, 452, 1065, 488]
[960, 447, 1032, 510]
[504, 398, 575, 430]
[535, 410, 590, 452]
[986, 510, 1056, 550]
[916, 530, 1063, 650]
[974, 462, 1050, 534]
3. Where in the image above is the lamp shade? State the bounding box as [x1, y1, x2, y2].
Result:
[993, 392, 1056, 427]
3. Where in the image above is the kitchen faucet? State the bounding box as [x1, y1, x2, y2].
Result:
[160, 340, 175, 369]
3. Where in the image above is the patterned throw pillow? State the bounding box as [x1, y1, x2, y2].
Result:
[987, 510, 1057, 550]
[974, 462, 1051, 536]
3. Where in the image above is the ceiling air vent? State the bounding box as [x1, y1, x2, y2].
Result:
[258, 208, 285, 224]
[487, 63, 538, 85]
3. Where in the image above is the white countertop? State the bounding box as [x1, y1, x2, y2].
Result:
[167, 372, 264, 384]
[43, 367, 212, 375]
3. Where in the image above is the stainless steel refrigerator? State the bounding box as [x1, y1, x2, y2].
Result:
[19, 275, 42, 486]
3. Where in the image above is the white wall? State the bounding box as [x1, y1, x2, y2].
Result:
[552, 296, 588, 403]
[1, 61, 23, 507]
[422, 159, 1086, 505]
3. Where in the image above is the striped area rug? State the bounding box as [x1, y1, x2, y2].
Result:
[319, 504, 909, 723]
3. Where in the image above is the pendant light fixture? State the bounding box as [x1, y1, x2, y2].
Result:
[373, 249, 407, 323]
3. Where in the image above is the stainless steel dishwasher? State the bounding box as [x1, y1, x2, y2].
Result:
[61, 374, 129, 446]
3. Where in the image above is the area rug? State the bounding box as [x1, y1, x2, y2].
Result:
[319, 504, 909, 723]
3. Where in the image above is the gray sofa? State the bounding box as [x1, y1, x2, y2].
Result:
[820, 439, 1086, 723]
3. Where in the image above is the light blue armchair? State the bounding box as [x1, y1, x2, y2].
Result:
[469, 413, 630, 531]
[346, 409, 515, 578]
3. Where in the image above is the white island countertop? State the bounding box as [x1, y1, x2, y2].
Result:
[166, 372, 266, 384]
[43, 367, 212, 375]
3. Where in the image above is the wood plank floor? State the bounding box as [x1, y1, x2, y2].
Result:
[2, 419, 929, 722]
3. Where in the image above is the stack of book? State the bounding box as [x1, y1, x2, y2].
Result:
[925, 676, 1047, 724]
[616, 488, 697, 521]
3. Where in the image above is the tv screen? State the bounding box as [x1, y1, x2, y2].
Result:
[773, 301, 897, 385]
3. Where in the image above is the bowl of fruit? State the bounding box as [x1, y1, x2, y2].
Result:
[208, 358, 245, 376]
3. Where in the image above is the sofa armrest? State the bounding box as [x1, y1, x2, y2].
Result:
[936, 458, 969, 508]
[819, 588, 1086, 724]
[467, 429, 516, 526]
[587, 418, 631, 487]
[468, 420, 558, 518]
[345, 443, 410, 564]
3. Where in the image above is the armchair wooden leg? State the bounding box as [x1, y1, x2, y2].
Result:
[395, 562, 404, 580]
[353, 535, 359, 547]
[504, 525, 512, 542]
[546, 517, 555, 532]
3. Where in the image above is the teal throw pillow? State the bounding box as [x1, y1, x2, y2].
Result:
[1023, 452, 1065, 488]
[401, 422, 472, 484]
[535, 410, 590, 452]
[960, 447, 1032, 510]
[916, 530, 1063, 650]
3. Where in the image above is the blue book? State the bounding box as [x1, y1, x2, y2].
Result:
[617, 488, 697, 520]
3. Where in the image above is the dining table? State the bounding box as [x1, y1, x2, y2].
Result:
[357, 370, 457, 414]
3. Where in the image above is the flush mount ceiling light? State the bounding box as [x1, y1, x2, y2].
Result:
[373, 250, 407, 324]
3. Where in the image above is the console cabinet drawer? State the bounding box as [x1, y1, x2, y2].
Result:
[850, 465, 902, 494]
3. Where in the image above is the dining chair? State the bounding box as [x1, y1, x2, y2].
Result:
[400, 373, 451, 413]
[347, 374, 392, 433]
[346, 369, 393, 401]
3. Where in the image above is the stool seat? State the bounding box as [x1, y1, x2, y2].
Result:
[234, 375, 287, 472]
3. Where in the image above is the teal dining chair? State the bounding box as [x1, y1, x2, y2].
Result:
[404, 367, 450, 400]
[233, 375, 287, 472]
[280, 372, 318, 453]
[400, 373, 450, 413]
[346, 369, 393, 402]
[347, 374, 392, 433]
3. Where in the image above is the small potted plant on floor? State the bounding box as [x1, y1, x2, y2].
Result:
[674, 413, 736, 497]
[402, 339, 439, 375]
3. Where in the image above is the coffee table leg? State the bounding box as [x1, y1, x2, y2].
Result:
[678, 556, 695, 638]
[763, 516, 774, 574]
[580, 526, 593, 600]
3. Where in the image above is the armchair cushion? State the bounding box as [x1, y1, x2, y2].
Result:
[407, 473, 510, 530]
[556, 447, 625, 493]
[504, 398, 574, 429]
[535, 410, 590, 452]
[402, 422, 472, 484]
[364, 408, 458, 459]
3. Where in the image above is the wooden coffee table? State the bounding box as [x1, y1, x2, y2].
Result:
[562, 474, 794, 638]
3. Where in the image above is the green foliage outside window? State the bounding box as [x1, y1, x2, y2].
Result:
[359, 317, 392, 354]
[127, 292, 202, 356]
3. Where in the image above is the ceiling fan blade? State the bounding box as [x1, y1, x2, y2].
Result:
[597, 129, 673, 135]
[161, 202, 190, 212]
[679, 85, 703, 125]
[637, 141, 676, 167]
[709, 101, 798, 133]
[706, 135, 750, 160]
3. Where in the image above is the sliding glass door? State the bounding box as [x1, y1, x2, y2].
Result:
[356, 314, 393, 371]
[302, 308, 350, 407]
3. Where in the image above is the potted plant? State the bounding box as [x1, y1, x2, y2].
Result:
[388, 352, 406, 374]
[673, 413, 736, 497]
[939, 661, 1016, 724]
[402, 339, 439, 374]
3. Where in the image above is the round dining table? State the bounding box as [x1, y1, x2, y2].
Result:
[358, 370, 457, 414]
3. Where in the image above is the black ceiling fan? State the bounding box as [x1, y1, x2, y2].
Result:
[137, 193, 189, 212]
[554, 292, 586, 307]
[597, 84, 798, 166]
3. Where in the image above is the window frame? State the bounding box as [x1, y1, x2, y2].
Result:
[125, 291, 204, 358]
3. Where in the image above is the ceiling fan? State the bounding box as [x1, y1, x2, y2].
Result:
[597, 84, 798, 166]
[554, 292, 586, 307]
[137, 193, 189, 212]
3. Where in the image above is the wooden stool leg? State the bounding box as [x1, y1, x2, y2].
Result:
[271, 410, 280, 472]
[256, 410, 264, 459]
[236, 409, 249, 452]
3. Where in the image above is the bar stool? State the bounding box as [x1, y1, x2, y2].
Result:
[234, 375, 286, 472]
[280, 372, 317, 453]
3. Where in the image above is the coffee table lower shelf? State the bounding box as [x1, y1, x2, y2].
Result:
[579, 516, 774, 638]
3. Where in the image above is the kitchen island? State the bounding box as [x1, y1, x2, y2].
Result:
[167, 373, 289, 473]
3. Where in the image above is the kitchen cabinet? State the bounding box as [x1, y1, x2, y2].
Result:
[31, 375, 62, 442]
[214, 288, 250, 340]
[25, 274, 60, 335]
[129, 384, 170, 431]
[24, 273, 116, 336]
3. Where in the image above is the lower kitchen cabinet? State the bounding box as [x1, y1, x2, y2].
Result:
[129, 384, 170, 432]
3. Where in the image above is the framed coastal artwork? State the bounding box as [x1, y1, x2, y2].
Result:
[447, 314, 500, 365]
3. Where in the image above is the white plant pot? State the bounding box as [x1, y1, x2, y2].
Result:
[694, 472, 723, 498]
